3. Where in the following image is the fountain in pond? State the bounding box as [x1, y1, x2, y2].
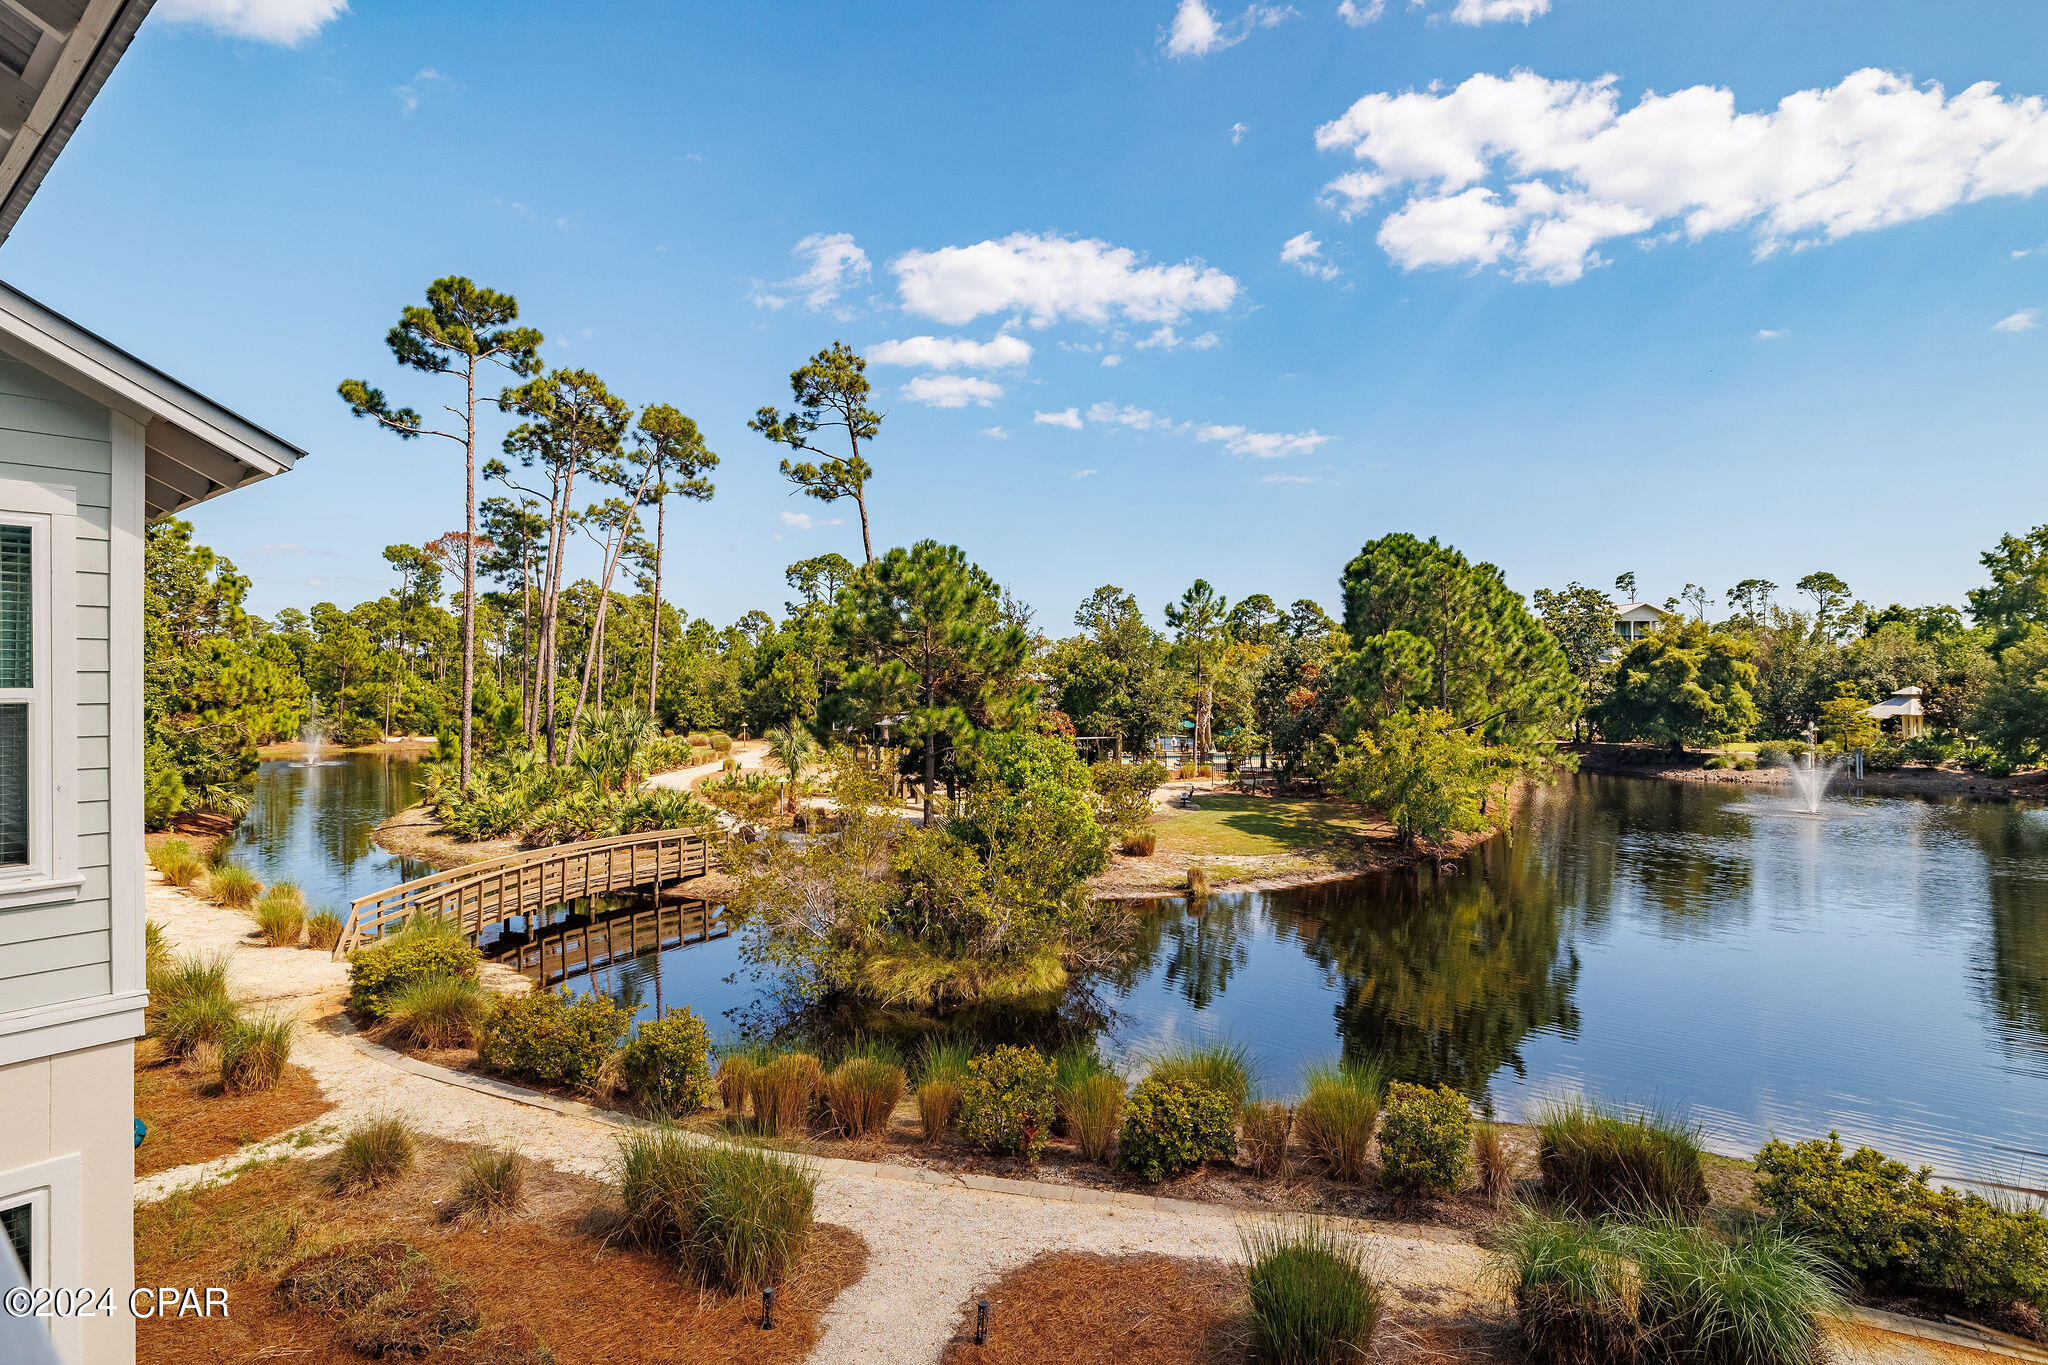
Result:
[1750, 724, 1846, 818]
[300, 704, 327, 766]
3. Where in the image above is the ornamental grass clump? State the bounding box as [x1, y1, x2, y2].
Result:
[1377, 1082, 1473, 1194]
[823, 1057, 905, 1138]
[1241, 1218, 1382, 1365]
[1116, 1076, 1236, 1183]
[305, 910, 344, 951]
[747, 1053, 822, 1137]
[620, 1008, 717, 1115]
[330, 1117, 416, 1193]
[1052, 1043, 1112, 1134]
[714, 1052, 756, 1116]
[1475, 1120, 1516, 1206]
[1240, 1102, 1295, 1178]
[347, 916, 481, 1020]
[1146, 1038, 1255, 1109]
[218, 1013, 293, 1093]
[1063, 1073, 1127, 1164]
[959, 1044, 1058, 1161]
[612, 1128, 816, 1293]
[254, 895, 306, 948]
[150, 950, 229, 1013]
[150, 839, 203, 888]
[1294, 1058, 1385, 1184]
[207, 863, 263, 910]
[445, 1148, 526, 1223]
[156, 990, 239, 1060]
[1493, 1209, 1646, 1365]
[1119, 828, 1157, 856]
[382, 975, 492, 1050]
[1537, 1099, 1709, 1218]
[477, 988, 631, 1091]
[914, 1035, 974, 1085]
[917, 1079, 962, 1143]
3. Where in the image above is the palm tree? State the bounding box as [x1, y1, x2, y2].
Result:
[763, 724, 820, 814]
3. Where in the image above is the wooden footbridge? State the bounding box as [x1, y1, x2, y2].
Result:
[334, 828, 715, 958]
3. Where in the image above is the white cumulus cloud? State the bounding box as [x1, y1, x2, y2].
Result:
[1755, 328, 1788, 340]
[867, 335, 1033, 370]
[893, 232, 1239, 329]
[1195, 424, 1332, 457]
[983, 426, 1011, 439]
[781, 511, 845, 531]
[1164, 0, 1295, 58]
[1316, 68, 2048, 284]
[1087, 402, 1172, 430]
[1134, 325, 1221, 351]
[158, 0, 346, 43]
[1336, 0, 1385, 24]
[1035, 408, 1084, 429]
[1280, 231, 1340, 280]
[1230, 122, 1250, 145]
[1992, 309, 2041, 332]
[751, 233, 871, 312]
[903, 375, 1004, 407]
[1447, 0, 1549, 24]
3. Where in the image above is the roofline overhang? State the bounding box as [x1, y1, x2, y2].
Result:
[0, 0, 159, 243]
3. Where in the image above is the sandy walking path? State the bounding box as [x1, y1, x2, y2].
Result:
[139, 877, 1996, 1365]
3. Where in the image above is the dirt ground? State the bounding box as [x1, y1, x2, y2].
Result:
[135, 1137, 868, 1365]
[134, 1047, 334, 1178]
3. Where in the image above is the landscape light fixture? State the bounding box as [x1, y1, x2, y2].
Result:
[761, 1285, 775, 1329]
[975, 1298, 990, 1345]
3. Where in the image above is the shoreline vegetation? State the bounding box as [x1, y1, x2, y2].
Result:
[1574, 743, 2048, 800]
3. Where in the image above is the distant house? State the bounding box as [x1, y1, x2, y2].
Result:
[1614, 601, 1677, 644]
[1865, 686, 1926, 740]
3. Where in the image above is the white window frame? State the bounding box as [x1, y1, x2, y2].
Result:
[0, 478, 78, 912]
[0, 1152, 83, 1362]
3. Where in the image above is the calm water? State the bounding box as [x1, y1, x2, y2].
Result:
[245, 756, 2048, 1189]
[227, 753, 434, 914]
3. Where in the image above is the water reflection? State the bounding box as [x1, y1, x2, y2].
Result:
[228, 753, 433, 914]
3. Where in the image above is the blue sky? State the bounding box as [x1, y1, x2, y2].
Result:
[7, 0, 2048, 628]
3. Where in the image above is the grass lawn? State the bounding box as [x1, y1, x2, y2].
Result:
[1150, 793, 1382, 857]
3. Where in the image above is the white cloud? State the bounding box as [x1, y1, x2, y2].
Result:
[1073, 469, 1100, 479]
[1134, 325, 1221, 351]
[1035, 407, 1084, 429]
[157, 0, 346, 44]
[1447, 0, 1549, 24]
[751, 233, 871, 312]
[1262, 472, 1325, 484]
[1280, 231, 1341, 280]
[1087, 402, 1173, 430]
[1316, 68, 2048, 284]
[983, 426, 1011, 439]
[1195, 423, 1332, 457]
[1992, 309, 2041, 332]
[1164, 0, 1295, 58]
[866, 335, 1033, 370]
[1102, 354, 1124, 366]
[893, 232, 1239, 328]
[394, 67, 444, 116]
[1230, 122, 1250, 145]
[1754, 328, 1787, 340]
[1336, 0, 1385, 23]
[781, 511, 845, 530]
[903, 374, 1004, 407]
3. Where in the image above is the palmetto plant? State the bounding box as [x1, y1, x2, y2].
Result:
[571, 707, 657, 791]
[763, 724, 820, 813]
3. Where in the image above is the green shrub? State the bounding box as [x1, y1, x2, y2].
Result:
[1295, 1059, 1384, 1184]
[254, 895, 306, 947]
[330, 1118, 416, 1192]
[1755, 1133, 2048, 1316]
[1145, 1038, 1254, 1109]
[822, 1057, 905, 1138]
[219, 1013, 294, 1093]
[1116, 1075, 1236, 1183]
[959, 1044, 1058, 1161]
[1755, 741, 1798, 767]
[1064, 1072, 1126, 1164]
[1537, 1099, 1708, 1217]
[1241, 1219, 1382, 1364]
[383, 975, 492, 1050]
[207, 863, 263, 910]
[1377, 1082, 1472, 1194]
[620, 1007, 717, 1114]
[306, 911, 345, 952]
[347, 925, 482, 1019]
[477, 988, 631, 1090]
[613, 1128, 815, 1292]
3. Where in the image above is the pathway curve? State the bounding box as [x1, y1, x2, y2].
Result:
[140, 876, 1994, 1365]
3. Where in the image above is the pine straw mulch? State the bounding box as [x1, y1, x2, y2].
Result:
[136, 1135, 868, 1365]
[143, 812, 240, 862]
[135, 1045, 334, 1177]
[938, 1251, 1519, 1365]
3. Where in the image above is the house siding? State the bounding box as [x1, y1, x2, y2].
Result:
[0, 354, 112, 1014]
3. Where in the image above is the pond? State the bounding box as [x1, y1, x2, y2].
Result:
[244, 754, 2048, 1191]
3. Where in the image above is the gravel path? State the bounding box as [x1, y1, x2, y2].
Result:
[141, 876, 1982, 1364]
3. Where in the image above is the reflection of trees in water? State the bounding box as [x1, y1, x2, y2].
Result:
[1579, 777, 1755, 932]
[237, 756, 427, 900]
[1106, 895, 1258, 1011]
[1278, 854, 1581, 1100]
[1953, 804, 2048, 1055]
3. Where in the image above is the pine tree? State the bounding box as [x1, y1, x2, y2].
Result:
[750, 342, 881, 563]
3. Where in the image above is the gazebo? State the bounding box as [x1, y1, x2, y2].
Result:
[1864, 686, 1926, 739]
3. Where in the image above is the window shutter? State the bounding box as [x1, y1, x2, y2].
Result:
[0, 523, 26, 688]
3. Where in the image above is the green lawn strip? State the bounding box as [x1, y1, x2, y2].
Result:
[1150, 794, 1379, 857]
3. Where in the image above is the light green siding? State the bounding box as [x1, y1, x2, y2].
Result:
[0, 355, 113, 1014]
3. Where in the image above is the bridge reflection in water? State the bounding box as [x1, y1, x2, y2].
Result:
[486, 896, 728, 989]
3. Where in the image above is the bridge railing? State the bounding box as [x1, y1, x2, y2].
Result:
[334, 827, 713, 958]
